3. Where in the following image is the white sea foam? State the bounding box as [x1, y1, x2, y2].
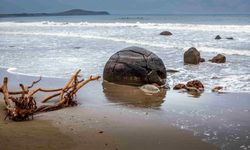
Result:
[1, 31, 250, 56]
[0, 20, 249, 92]
[6, 67, 66, 79]
[7, 67, 17, 72]
[198, 47, 250, 56]
[7, 67, 39, 77]
[1, 21, 250, 33]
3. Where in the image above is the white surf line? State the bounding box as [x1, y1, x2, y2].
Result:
[1, 22, 250, 33]
[198, 46, 250, 56]
[2, 31, 250, 56]
[0, 31, 181, 50]
[5, 67, 67, 79]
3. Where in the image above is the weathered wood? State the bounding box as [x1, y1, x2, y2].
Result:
[19, 84, 26, 99]
[75, 75, 101, 93]
[0, 70, 100, 121]
[2, 77, 10, 106]
[27, 77, 41, 89]
[28, 88, 63, 98]
[42, 92, 60, 103]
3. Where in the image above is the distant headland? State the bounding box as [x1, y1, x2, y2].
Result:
[0, 9, 110, 18]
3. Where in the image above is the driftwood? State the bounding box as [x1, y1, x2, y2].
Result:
[0, 69, 100, 121]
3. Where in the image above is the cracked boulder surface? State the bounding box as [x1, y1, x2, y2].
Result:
[103, 46, 166, 86]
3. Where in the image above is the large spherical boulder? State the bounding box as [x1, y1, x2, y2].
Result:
[103, 46, 166, 86]
[184, 47, 201, 64]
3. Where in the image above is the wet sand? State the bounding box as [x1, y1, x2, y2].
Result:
[0, 103, 76, 150]
[0, 103, 218, 150]
[0, 92, 219, 150]
[1, 68, 249, 150]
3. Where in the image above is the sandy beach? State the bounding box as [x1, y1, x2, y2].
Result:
[1, 68, 250, 150]
[0, 68, 226, 150]
[1, 2, 250, 149]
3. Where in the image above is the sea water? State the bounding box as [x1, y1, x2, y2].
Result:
[0, 14, 250, 92]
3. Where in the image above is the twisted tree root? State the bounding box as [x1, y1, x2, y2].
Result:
[0, 69, 100, 121]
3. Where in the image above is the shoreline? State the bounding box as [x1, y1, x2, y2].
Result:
[0, 68, 220, 150]
[2, 66, 250, 94]
[0, 101, 219, 150]
[1, 67, 250, 150]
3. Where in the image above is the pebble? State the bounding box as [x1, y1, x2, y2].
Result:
[99, 130, 104, 134]
[140, 84, 160, 94]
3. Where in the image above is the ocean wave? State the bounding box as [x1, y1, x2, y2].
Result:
[7, 67, 41, 77]
[4, 66, 250, 93]
[197, 47, 250, 56]
[1, 31, 250, 56]
[1, 21, 250, 33]
[0, 31, 182, 49]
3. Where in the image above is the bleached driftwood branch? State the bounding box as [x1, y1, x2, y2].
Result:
[0, 69, 100, 121]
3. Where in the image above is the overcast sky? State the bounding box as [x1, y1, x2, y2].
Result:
[0, 0, 250, 14]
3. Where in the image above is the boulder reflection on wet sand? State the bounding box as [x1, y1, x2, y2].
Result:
[102, 81, 166, 108]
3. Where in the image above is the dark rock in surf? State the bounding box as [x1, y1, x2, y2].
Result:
[103, 46, 166, 86]
[212, 86, 223, 93]
[173, 84, 186, 90]
[160, 31, 172, 36]
[210, 54, 226, 63]
[215, 35, 222, 40]
[184, 47, 201, 65]
[166, 69, 179, 73]
[173, 80, 204, 97]
[200, 58, 205, 62]
[226, 37, 234, 40]
[186, 80, 204, 91]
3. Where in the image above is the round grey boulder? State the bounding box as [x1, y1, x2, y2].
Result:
[184, 47, 201, 65]
[103, 46, 166, 86]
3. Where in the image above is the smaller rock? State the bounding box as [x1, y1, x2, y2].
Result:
[184, 47, 201, 65]
[226, 37, 234, 40]
[160, 31, 172, 36]
[140, 84, 160, 94]
[173, 84, 186, 90]
[152, 83, 169, 89]
[210, 54, 226, 63]
[215, 35, 222, 40]
[186, 87, 202, 97]
[174, 80, 204, 97]
[211, 76, 219, 79]
[212, 86, 223, 93]
[99, 130, 104, 134]
[186, 80, 204, 91]
[200, 58, 205, 62]
[73, 46, 81, 49]
[166, 69, 179, 73]
[186, 86, 201, 93]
